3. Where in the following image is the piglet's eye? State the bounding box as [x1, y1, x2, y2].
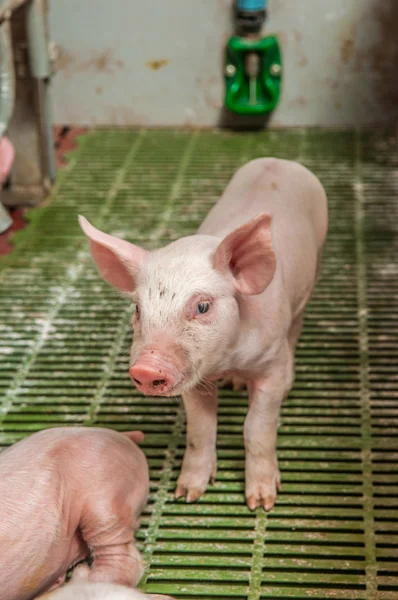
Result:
[135, 304, 140, 318]
[196, 302, 210, 315]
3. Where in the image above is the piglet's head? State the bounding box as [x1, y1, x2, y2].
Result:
[79, 214, 275, 397]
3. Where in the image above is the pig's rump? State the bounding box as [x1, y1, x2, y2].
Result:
[199, 158, 327, 244]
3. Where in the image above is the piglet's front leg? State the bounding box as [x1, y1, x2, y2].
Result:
[175, 383, 218, 503]
[244, 362, 291, 512]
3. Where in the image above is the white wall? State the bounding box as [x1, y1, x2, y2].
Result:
[49, 0, 398, 127]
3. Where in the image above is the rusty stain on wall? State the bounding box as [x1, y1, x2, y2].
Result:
[105, 106, 151, 127]
[288, 95, 307, 109]
[368, 1, 398, 108]
[339, 21, 357, 66]
[145, 59, 170, 71]
[340, 38, 354, 64]
[57, 47, 125, 75]
[346, 1, 398, 115]
[56, 49, 73, 72]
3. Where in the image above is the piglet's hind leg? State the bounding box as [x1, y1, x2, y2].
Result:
[80, 500, 144, 587]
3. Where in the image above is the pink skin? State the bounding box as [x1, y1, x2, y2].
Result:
[0, 136, 14, 185]
[0, 427, 149, 600]
[129, 350, 181, 395]
[79, 157, 328, 512]
[39, 565, 176, 599]
[129, 294, 214, 396]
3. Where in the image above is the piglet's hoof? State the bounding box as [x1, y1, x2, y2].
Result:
[245, 463, 281, 512]
[175, 461, 216, 503]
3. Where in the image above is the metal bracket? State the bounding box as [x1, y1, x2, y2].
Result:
[2, 0, 55, 208]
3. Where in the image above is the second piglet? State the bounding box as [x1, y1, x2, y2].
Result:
[0, 427, 149, 600]
[39, 564, 175, 600]
[80, 157, 328, 511]
[40, 583, 174, 600]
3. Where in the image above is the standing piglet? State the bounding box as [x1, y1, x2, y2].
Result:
[0, 427, 149, 600]
[79, 157, 328, 511]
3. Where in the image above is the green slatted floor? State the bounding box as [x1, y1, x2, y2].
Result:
[0, 128, 397, 599]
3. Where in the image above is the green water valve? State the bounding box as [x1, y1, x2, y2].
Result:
[224, 35, 282, 116]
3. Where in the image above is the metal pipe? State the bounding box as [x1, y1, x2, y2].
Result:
[0, 201, 12, 233]
[0, 0, 30, 24]
[0, 19, 15, 139]
[26, 0, 50, 78]
[26, 0, 55, 182]
[0, 17, 14, 233]
[235, 0, 267, 36]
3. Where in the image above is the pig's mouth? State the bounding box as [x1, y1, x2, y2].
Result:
[131, 375, 183, 397]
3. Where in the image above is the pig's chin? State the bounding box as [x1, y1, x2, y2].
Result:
[164, 371, 212, 398]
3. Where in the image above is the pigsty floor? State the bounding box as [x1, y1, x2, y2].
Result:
[0, 128, 397, 599]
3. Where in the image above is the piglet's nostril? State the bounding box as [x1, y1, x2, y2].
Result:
[129, 363, 175, 395]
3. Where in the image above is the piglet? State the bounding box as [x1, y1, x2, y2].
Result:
[39, 584, 174, 600]
[38, 564, 175, 600]
[79, 157, 328, 512]
[0, 427, 149, 600]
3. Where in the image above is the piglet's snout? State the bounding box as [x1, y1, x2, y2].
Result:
[129, 363, 174, 394]
[130, 352, 181, 395]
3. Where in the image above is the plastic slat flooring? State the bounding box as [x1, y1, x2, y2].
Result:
[0, 128, 397, 599]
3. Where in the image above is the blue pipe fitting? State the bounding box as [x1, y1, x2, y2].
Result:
[236, 0, 267, 10]
[235, 0, 267, 35]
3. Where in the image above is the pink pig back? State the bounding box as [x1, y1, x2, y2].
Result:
[198, 157, 328, 315]
[0, 427, 149, 600]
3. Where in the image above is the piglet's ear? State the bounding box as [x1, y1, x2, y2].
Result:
[79, 216, 147, 293]
[212, 213, 276, 296]
[123, 430, 145, 445]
